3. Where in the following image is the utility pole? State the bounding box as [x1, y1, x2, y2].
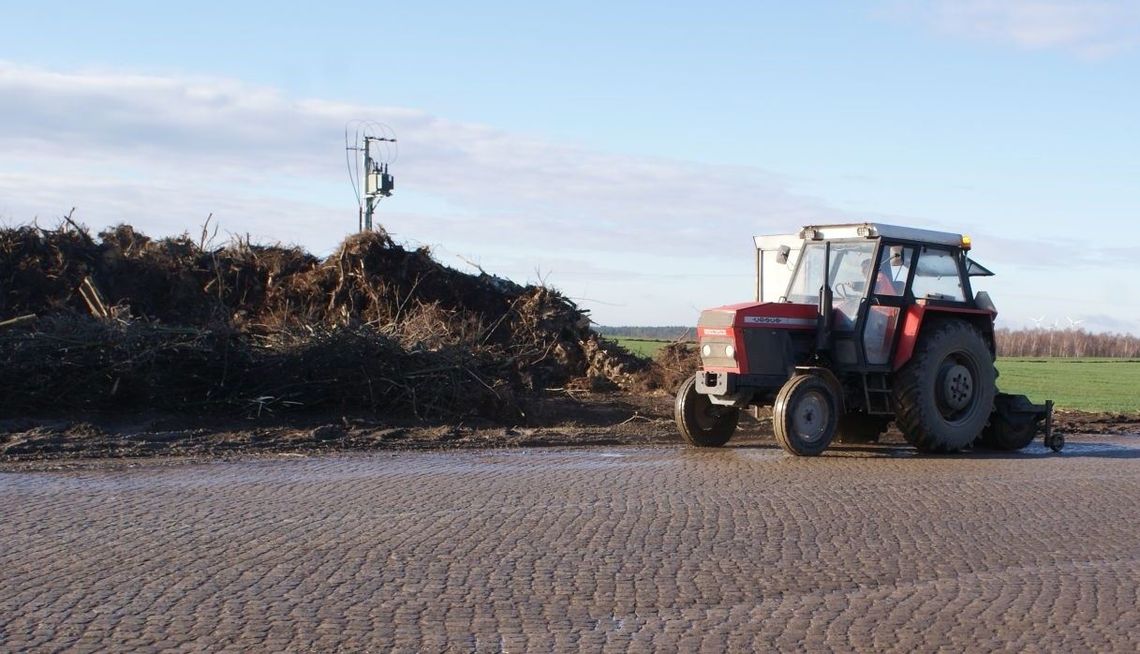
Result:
[346, 125, 396, 232]
[362, 136, 396, 231]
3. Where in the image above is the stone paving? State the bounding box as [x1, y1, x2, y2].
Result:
[2, 435, 1139, 652]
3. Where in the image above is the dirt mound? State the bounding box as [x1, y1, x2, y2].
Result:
[0, 221, 655, 420]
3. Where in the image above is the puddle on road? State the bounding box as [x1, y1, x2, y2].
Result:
[3, 435, 1137, 491]
[1039, 439, 1140, 456]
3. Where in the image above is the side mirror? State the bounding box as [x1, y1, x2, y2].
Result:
[776, 245, 791, 265]
[890, 245, 905, 268]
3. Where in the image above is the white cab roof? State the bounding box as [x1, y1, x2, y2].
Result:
[803, 223, 964, 247]
[754, 223, 965, 249]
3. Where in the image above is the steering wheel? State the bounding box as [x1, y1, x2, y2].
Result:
[834, 282, 854, 299]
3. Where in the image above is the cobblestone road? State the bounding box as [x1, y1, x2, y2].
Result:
[3, 435, 1139, 652]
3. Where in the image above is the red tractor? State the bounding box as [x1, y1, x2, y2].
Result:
[676, 223, 1061, 455]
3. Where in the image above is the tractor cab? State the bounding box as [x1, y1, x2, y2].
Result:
[780, 224, 993, 371]
[677, 222, 1059, 456]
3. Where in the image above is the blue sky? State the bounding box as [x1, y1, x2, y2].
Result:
[1, 1, 1138, 331]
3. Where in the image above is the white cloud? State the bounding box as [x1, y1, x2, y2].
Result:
[884, 0, 1140, 58]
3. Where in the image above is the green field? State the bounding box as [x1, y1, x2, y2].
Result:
[995, 359, 1140, 413]
[614, 337, 676, 358]
[612, 338, 1140, 413]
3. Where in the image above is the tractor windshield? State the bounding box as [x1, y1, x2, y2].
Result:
[785, 241, 876, 329]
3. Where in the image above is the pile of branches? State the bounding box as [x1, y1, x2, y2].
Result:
[644, 342, 700, 392]
[0, 317, 518, 419]
[0, 220, 651, 419]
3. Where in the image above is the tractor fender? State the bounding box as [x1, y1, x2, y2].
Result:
[792, 366, 845, 415]
[893, 305, 996, 370]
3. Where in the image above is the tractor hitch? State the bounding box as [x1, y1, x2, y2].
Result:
[1042, 399, 1063, 452]
[986, 393, 1062, 452]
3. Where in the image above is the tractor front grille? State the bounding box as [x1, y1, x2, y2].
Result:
[700, 338, 736, 369]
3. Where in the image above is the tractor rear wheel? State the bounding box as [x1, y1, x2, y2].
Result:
[675, 375, 739, 447]
[773, 374, 838, 456]
[835, 414, 891, 444]
[894, 320, 996, 453]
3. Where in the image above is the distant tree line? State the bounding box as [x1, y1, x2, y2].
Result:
[595, 325, 694, 341]
[996, 328, 1140, 358]
[600, 325, 1140, 358]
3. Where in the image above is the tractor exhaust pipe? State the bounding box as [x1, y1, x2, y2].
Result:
[816, 241, 833, 354]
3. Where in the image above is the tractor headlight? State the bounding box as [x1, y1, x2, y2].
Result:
[724, 344, 735, 359]
[702, 344, 713, 357]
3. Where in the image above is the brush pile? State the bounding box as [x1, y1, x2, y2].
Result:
[644, 342, 701, 392]
[0, 221, 653, 420]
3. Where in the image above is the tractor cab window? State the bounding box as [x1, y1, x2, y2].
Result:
[912, 247, 966, 302]
[873, 245, 911, 296]
[785, 241, 876, 330]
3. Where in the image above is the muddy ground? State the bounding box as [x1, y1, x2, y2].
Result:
[2, 391, 1137, 471]
[0, 391, 676, 469]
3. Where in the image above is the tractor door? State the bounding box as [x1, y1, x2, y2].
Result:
[860, 243, 914, 365]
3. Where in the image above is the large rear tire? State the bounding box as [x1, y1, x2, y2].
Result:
[675, 375, 739, 447]
[894, 321, 996, 453]
[773, 374, 838, 456]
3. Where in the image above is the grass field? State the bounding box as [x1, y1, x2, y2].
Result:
[995, 359, 1140, 413]
[614, 337, 675, 358]
[612, 338, 1140, 413]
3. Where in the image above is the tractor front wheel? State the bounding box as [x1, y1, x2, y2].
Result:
[894, 321, 996, 453]
[675, 375, 739, 447]
[773, 374, 839, 456]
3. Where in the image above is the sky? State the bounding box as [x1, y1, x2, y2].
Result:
[1, 1, 1138, 331]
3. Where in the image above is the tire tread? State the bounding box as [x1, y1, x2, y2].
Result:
[893, 320, 995, 453]
[675, 375, 738, 447]
[773, 374, 838, 456]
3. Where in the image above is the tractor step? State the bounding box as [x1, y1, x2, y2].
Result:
[862, 373, 894, 415]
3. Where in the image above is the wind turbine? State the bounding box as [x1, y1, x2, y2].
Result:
[1066, 316, 1084, 328]
[1031, 316, 1045, 328]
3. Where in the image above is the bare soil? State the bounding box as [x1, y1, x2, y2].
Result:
[0, 391, 677, 469]
[1052, 410, 1140, 435]
[2, 391, 1136, 470]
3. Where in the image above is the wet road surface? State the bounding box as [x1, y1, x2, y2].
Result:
[2, 435, 1139, 652]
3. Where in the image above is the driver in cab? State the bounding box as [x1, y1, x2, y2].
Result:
[862, 257, 899, 296]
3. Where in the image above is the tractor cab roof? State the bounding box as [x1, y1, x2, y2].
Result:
[796, 223, 968, 249]
[750, 222, 991, 303]
[753, 222, 974, 256]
